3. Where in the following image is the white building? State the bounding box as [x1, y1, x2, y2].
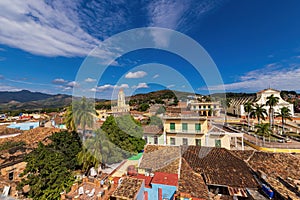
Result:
[228, 88, 294, 117]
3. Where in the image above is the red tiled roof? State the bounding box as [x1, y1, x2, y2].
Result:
[151, 172, 178, 187]
[136, 174, 153, 188]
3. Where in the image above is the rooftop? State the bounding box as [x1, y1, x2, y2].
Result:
[178, 158, 209, 199]
[151, 172, 178, 186]
[182, 146, 259, 188]
[143, 125, 163, 135]
[111, 177, 143, 199]
[139, 145, 180, 171]
[231, 150, 300, 199]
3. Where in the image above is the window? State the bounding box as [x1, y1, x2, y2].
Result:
[144, 136, 148, 144]
[8, 171, 14, 181]
[182, 138, 188, 146]
[170, 123, 175, 131]
[182, 123, 188, 131]
[215, 139, 221, 148]
[195, 139, 201, 146]
[154, 136, 158, 144]
[170, 138, 175, 145]
[208, 105, 211, 108]
[203, 105, 206, 109]
[195, 123, 201, 132]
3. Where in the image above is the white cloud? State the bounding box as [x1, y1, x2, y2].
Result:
[125, 71, 147, 79]
[132, 83, 149, 89]
[0, 0, 99, 57]
[96, 84, 129, 92]
[167, 84, 175, 88]
[85, 78, 97, 82]
[147, 0, 222, 46]
[206, 66, 300, 92]
[67, 81, 80, 88]
[52, 78, 67, 84]
[0, 84, 19, 91]
[153, 74, 159, 79]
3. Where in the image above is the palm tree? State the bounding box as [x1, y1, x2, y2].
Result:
[276, 107, 292, 135]
[251, 104, 268, 124]
[64, 97, 97, 138]
[221, 98, 231, 125]
[64, 105, 76, 131]
[266, 94, 279, 129]
[255, 123, 272, 144]
[244, 101, 254, 131]
[77, 147, 99, 174]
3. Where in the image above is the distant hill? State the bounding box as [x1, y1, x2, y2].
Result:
[0, 90, 108, 111]
[0, 90, 53, 103]
[127, 89, 199, 106]
[0, 90, 72, 111]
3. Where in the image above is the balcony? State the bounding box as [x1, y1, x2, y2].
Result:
[166, 129, 203, 134]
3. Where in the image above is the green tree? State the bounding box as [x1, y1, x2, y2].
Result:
[156, 106, 166, 115]
[244, 101, 254, 131]
[148, 115, 163, 129]
[276, 106, 292, 134]
[138, 103, 150, 112]
[255, 123, 272, 144]
[64, 106, 76, 131]
[266, 94, 279, 128]
[65, 97, 97, 137]
[251, 104, 267, 124]
[18, 131, 81, 200]
[101, 115, 145, 154]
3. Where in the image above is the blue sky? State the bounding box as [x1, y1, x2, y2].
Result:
[0, 0, 300, 99]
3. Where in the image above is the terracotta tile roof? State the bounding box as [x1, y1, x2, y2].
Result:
[143, 125, 163, 135]
[139, 146, 180, 171]
[143, 145, 168, 153]
[0, 127, 60, 148]
[231, 150, 300, 199]
[182, 146, 259, 188]
[151, 172, 178, 186]
[154, 158, 180, 174]
[111, 177, 143, 199]
[0, 126, 23, 136]
[178, 158, 209, 200]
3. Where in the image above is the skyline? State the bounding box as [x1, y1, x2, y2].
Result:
[0, 0, 300, 99]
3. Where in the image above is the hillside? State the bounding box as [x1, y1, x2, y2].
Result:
[0, 90, 53, 103]
[128, 89, 198, 106]
[0, 90, 72, 111]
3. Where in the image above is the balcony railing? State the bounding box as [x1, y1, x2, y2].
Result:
[166, 129, 203, 134]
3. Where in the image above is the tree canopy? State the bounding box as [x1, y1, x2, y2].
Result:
[101, 115, 145, 154]
[18, 131, 82, 200]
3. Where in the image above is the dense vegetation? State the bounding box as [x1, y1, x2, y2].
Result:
[18, 131, 82, 200]
[101, 115, 145, 153]
[0, 141, 25, 151]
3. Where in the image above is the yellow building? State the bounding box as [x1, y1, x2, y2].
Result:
[162, 114, 243, 150]
[163, 114, 208, 146]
